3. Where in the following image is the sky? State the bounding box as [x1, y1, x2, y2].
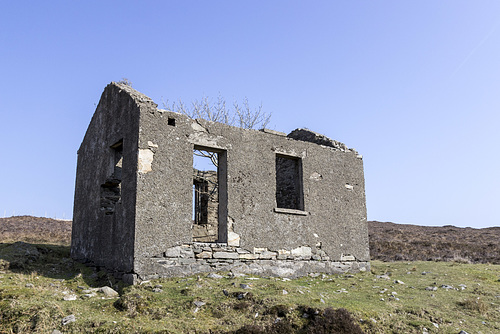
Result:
[1, 1, 499, 228]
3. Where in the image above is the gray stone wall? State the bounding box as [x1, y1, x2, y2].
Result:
[72, 82, 370, 282]
[133, 242, 369, 282]
[71, 83, 155, 272]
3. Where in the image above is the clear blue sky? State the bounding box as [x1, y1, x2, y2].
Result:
[1, 1, 499, 228]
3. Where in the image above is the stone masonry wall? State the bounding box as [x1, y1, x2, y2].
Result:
[130, 242, 369, 283]
[74, 83, 371, 284]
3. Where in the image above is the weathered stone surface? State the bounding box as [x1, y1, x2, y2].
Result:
[227, 231, 240, 246]
[260, 128, 286, 136]
[63, 294, 77, 301]
[99, 286, 119, 297]
[287, 128, 351, 152]
[213, 252, 239, 259]
[239, 253, 259, 260]
[138, 149, 154, 173]
[164, 246, 181, 257]
[179, 246, 195, 258]
[72, 82, 370, 283]
[340, 254, 356, 261]
[195, 251, 212, 259]
[206, 273, 223, 279]
[291, 246, 312, 258]
[259, 251, 277, 259]
[61, 314, 76, 326]
[179, 258, 196, 265]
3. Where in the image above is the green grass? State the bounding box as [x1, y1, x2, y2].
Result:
[0, 243, 499, 333]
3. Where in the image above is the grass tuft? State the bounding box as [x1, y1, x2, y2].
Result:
[458, 298, 489, 316]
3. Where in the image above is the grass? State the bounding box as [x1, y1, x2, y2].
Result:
[0, 242, 499, 333]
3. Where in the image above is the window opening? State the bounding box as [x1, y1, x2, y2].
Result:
[168, 117, 176, 126]
[100, 140, 123, 215]
[192, 147, 227, 242]
[275, 154, 304, 210]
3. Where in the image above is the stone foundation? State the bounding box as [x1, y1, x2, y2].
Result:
[128, 243, 370, 283]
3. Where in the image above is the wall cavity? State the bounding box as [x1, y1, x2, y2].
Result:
[100, 140, 123, 215]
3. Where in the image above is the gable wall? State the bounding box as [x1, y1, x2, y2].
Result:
[71, 84, 144, 272]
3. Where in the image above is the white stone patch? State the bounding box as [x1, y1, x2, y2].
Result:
[356, 154, 363, 159]
[63, 294, 78, 301]
[278, 249, 291, 256]
[191, 121, 208, 132]
[309, 172, 323, 180]
[147, 141, 158, 148]
[291, 246, 312, 257]
[138, 149, 154, 173]
[228, 231, 240, 247]
[345, 184, 354, 190]
[239, 253, 258, 260]
[313, 233, 319, 238]
[227, 216, 240, 246]
[341, 254, 356, 261]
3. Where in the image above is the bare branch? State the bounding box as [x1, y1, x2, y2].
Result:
[162, 94, 271, 130]
[194, 150, 218, 167]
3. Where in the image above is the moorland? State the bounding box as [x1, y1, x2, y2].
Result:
[0, 216, 498, 333]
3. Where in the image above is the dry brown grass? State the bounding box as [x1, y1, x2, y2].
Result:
[2, 216, 499, 264]
[0, 215, 71, 245]
[458, 298, 489, 316]
[368, 221, 500, 264]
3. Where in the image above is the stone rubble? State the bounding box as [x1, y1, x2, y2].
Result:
[63, 294, 78, 301]
[61, 314, 76, 326]
[99, 286, 119, 297]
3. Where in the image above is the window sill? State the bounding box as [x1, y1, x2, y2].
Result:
[274, 208, 309, 216]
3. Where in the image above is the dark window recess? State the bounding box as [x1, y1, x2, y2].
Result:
[100, 140, 123, 215]
[276, 155, 304, 210]
[168, 117, 176, 126]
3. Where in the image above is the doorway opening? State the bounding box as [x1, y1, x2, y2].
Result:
[192, 146, 227, 243]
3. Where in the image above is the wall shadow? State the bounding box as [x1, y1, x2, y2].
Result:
[0, 241, 106, 288]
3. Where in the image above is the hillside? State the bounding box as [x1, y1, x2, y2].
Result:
[368, 221, 500, 264]
[0, 215, 71, 245]
[1, 216, 499, 264]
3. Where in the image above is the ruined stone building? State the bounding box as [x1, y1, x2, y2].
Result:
[71, 82, 370, 284]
